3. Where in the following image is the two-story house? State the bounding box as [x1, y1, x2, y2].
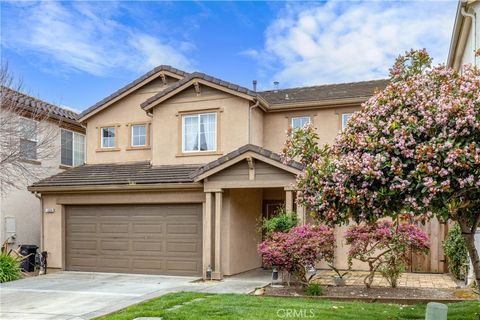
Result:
[1, 88, 85, 249]
[29, 65, 389, 278]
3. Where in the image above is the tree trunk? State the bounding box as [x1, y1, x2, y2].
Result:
[458, 219, 480, 298]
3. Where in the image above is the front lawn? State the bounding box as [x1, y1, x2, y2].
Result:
[95, 292, 479, 320]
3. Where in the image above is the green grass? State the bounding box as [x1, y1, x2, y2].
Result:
[95, 292, 479, 320]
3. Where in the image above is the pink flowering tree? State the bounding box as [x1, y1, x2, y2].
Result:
[345, 220, 429, 288]
[258, 224, 335, 285]
[283, 49, 480, 288]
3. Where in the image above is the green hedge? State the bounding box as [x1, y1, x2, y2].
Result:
[0, 253, 22, 283]
[443, 223, 468, 280]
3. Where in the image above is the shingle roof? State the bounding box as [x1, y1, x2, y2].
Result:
[1, 86, 80, 125]
[141, 72, 257, 109]
[259, 79, 389, 105]
[190, 144, 304, 179]
[30, 162, 200, 188]
[78, 65, 189, 120]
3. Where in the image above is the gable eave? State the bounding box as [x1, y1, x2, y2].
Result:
[141, 78, 256, 112]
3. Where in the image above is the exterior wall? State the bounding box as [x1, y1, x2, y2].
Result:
[223, 188, 263, 276]
[41, 189, 204, 270]
[85, 78, 174, 164]
[250, 106, 264, 146]
[1, 121, 82, 249]
[151, 86, 251, 165]
[263, 105, 361, 153]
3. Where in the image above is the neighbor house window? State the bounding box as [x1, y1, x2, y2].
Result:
[342, 113, 353, 130]
[19, 117, 37, 160]
[131, 124, 146, 147]
[182, 113, 216, 152]
[101, 127, 116, 148]
[61, 129, 85, 167]
[291, 116, 311, 130]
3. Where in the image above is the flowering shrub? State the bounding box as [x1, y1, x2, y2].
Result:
[345, 220, 429, 288]
[258, 224, 335, 285]
[283, 49, 480, 287]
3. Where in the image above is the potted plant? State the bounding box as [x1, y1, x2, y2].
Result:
[328, 264, 349, 287]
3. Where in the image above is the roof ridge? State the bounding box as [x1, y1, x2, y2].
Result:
[259, 78, 389, 94]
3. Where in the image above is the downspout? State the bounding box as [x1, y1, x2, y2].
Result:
[461, 4, 477, 67]
[248, 98, 260, 144]
[34, 192, 43, 251]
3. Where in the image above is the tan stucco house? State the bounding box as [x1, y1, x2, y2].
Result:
[29, 65, 392, 278]
[1, 88, 85, 249]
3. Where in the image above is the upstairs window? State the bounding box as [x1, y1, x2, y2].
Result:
[342, 113, 353, 130]
[19, 118, 37, 160]
[291, 116, 311, 130]
[101, 127, 116, 148]
[182, 113, 216, 152]
[61, 129, 85, 167]
[131, 124, 146, 147]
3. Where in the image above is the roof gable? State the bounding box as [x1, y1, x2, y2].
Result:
[78, 65, 188, 122]
[141, 72, 258, 111]
[191, 144, 303, 182]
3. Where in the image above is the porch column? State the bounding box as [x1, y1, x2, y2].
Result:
[213, 190, 223, 279]
[297, 202, 306, 225]
[203, 192, 213, 279]
[285, 188, 294, 213]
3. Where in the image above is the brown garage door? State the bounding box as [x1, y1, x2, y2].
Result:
[65, 204, 202, 276]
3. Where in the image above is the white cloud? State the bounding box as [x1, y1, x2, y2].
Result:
[1, 1, 193, 76]
[250, 1, 457, 87]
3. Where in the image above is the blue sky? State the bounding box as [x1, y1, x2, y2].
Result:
[1, 1, 457, 112]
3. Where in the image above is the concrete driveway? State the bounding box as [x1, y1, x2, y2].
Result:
[0, 269, 270, 320]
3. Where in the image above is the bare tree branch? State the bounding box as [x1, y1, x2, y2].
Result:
[0, 62, 61, 195]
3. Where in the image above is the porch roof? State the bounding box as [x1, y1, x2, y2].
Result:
[190, 144, 304, 182]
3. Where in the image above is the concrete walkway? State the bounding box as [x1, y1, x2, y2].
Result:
[315, 270, 458, 288]
[0, 269, 271, 320]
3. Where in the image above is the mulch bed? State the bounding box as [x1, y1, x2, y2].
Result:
[264, 285, 477, 304]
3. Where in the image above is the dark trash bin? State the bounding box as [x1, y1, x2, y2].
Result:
[19, 245, 38, 272]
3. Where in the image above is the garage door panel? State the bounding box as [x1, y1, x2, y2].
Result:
[167, 224, 200, 236]
[66, 204, 202, 276]
[100, 223, 129, 233]
[167, 241, 201, 254]
[133, 223, 163, 234]
[100, 240, 129, 251]
[68, 239, 97, 251]
[68, 223, 97, 234]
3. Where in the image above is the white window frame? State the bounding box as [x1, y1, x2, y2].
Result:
[342, 113, 353, 130]
[182, 112, 217, 153]
[61, 129, 86, 167]
[19, 117, 38, 160]
[131, 124, 147, 147]
[291, 116, 311, 130]
[101, 127, 116, 149]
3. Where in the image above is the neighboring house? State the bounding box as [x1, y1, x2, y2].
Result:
[448, 0, 480, 71]
[0, 88, 85, 249]
[447, 0, 480, 285]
